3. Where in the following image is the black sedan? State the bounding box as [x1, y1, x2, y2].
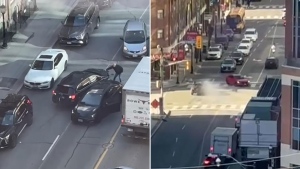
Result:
[224, 28, 234, 41]
[71, 80, 122, 124]
[230, 51, 244, 65]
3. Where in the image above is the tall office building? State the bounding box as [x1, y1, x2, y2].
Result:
[281, 0, 300, 168]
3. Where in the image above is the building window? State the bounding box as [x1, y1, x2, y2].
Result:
[157, 10, 163, 19]
[292, 80, 300, 150]
[157, 30, 163, 39]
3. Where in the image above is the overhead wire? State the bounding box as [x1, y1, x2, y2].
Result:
[152, 151, 300, 169]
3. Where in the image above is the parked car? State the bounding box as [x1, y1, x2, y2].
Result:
[224, 28, 234, 41]
[226, 74, 250, 87]
[215, 35, 229, 50]
[0, 94, 33, 148]
[58, 1, 100, 46]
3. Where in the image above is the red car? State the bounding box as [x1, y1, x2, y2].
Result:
[226, 74, 250, 87]
[203, 153, 226, 168]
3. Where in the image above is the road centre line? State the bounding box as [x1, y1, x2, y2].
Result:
[111, 5, 149, 60]
[182, 125, 186, 130]
[42, 135, 60, 161]
[176, 137, 178, 142]
[256, 20, 279, 83]
[93, 125, 121, 169]
[172, 151, 176, 157]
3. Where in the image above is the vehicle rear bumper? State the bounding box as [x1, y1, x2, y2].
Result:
[121, 123, 149, 133]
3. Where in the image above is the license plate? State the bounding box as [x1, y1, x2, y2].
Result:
[128, 128, 133, 132]
[132, 54, 138, 57]
[67, 42, 72, 44]
[78, 119, 83, 122]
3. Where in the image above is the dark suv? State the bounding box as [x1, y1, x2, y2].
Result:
[58, 1, 100, 46]
[52, 69, 109, 106]
[215, 35, 229, 50]
[265, 57, 279, 69]
[71, 80, 122, 124]
[0, 94, 33, 148]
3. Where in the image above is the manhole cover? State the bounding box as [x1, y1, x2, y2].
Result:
[102, 143, 114, 149]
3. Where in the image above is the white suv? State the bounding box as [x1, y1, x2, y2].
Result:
[207, 45, 223, 60]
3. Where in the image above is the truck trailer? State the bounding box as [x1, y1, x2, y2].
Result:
[210, 127, 238, 158]
[121, 57, 150, 139]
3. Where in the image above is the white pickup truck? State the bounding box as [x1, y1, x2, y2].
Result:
[121, 57, 150, 139]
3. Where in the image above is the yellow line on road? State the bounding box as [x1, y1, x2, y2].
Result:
[93, 125, 121, 169]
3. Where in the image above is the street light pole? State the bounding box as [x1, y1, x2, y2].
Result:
[176, 0, 180, 84]
[0, 5, 7, 49]
[157, 45, 164, 115]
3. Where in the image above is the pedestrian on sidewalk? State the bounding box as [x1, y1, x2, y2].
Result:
[18, 9, 27, 28]
[106, 63, 123, 82]
[247, 0, 251, 8]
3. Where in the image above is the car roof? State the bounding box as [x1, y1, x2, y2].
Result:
[224, 58, 234, 61]
[90, 80, 120, 91]
[59, 69, 106, 87]
[36, 49, 66, 61]
[126, 19, 144, 31]
[238, 44, 248, 47]
[245, 28, 256, 31]
[241, 38, 251, 41]
[70, 1, 93, 16]
[267, 57, 277, 60]
[210, 45, 220, 48]
[0, 94, 26, 115]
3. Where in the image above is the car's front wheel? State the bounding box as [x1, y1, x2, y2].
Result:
[64, 61, 67, 71]
[95, 17, 100, 29]
[8, 134, 17, 149]
[50, 79, 54, 88]
[83, 34, 89, 45]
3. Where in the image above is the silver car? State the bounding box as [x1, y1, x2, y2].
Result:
[220, 58, 237, 73]
[58, 2, 100, 46]
[120, 19, 149, 58]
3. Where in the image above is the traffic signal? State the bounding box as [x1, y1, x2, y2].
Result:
[186, 61, 190, 70]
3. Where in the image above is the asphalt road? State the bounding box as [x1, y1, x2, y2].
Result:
[151, 111, 236, 169]
[0, 0, 150, 169]
[53, 0, 150, 62]
[251, 0, 284, 6]
[195, 19, 283, 84]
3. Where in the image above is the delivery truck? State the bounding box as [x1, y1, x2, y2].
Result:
[121, 57, 150, 139]
[210, 127, 238, 158]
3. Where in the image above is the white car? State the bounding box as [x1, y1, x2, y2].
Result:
[244, 28, 258, 42]
[207, 45, 223, 60]
[24, 49, 68, 89]
[237, 45, 251, 56]
[240, 38, 253, 49]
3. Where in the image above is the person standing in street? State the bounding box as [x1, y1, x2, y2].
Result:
[106, 63, 123, 82]
[247, 0, 251, 8]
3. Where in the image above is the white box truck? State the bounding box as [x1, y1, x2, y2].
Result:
[210, 127, 238, 158]
[121, 57, 150, 139]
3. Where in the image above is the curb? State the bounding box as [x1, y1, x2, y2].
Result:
[151, 119, 164, 138]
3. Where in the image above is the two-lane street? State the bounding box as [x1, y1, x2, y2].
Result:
[0, 0, 150, 169]
[151, 112, 235, 168]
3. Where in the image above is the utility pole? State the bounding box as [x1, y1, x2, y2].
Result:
[176, 0, 180, 84]
[158, 45, 164, 115]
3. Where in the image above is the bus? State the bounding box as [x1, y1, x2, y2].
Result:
[226, 7, 246, 33]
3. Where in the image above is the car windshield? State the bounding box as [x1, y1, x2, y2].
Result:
[81, 93, 102, 106]
[232, 53, 242, 57]
[223, 60, 234, 64]
[245, 31, 255, 35]
[209, 47, 219, 51]
[241, 39, 250, 43]
[124, 30, 145, 43]
[225, 29, 233, 34]
[0, 112, 13, 126]
[238, 46, 247, 50]
[63, 15, 86, 27]
[31, 60, 53, 70]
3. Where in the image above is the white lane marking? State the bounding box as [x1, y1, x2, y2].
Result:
[182, 125, 185, 130]
[111, 5, 149, 61]
[169, 165, 172, 168]
[18, 124, 27, 137]
[172, 151, 176, 157]
[260, 39, 263, 43]
[176, 137, 178, 143]
[256, 20, 279, 83]
[238, 52, 253, 74]
[42, 135, 60, 161]
[189, 114, 193, 118]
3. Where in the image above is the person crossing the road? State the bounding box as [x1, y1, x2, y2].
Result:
[106, 63, 123, 82]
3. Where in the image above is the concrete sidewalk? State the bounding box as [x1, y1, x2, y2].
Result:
[0, 0, 80, 98]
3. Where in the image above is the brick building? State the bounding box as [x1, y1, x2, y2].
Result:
[281, 0, 300, 168]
